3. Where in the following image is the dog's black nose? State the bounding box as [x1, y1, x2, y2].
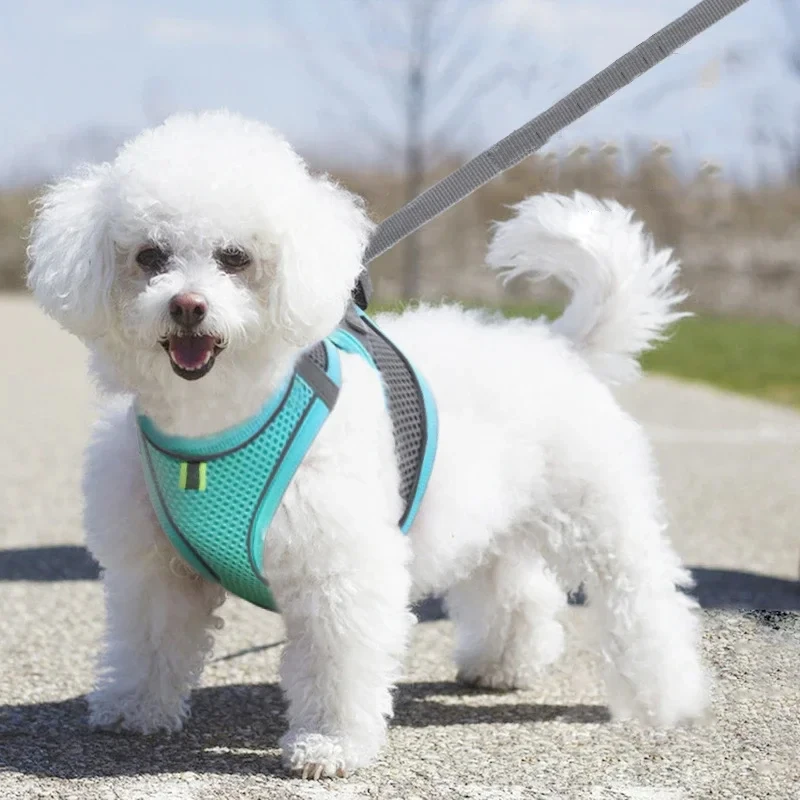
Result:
[169, 293, 208, 328]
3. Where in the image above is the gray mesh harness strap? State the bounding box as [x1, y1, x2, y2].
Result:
[339, 306, 431, 529]
[360, 0, 749, 275]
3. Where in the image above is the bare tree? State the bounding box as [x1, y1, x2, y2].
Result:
[272, 0, 537, 299]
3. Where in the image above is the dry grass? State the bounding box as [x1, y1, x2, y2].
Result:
[337, 146, 800, 321]
[3, 145, 800, 324]
[2, 147, 800, 406]
[0, 189, 35, 291]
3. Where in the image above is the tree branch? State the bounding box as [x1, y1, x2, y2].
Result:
[345, 0, 408, 97]
[269, 3, 398, 149]
[313, 104, 402, 161]
[427, 0, 478, 62]
[426, 65, 519, 148]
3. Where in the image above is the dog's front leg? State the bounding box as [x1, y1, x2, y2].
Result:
[83, 412, 226, 734]
[269, 503, 414, 778]
[88, 551, 225, 734]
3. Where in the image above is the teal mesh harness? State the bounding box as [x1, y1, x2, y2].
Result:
[137, 307, 438, 612]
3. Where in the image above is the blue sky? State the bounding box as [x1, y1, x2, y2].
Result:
[1, 0, 797, 186]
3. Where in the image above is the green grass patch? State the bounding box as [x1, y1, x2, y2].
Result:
[640, 315, 800, 408]
[371, 301, 800, 409]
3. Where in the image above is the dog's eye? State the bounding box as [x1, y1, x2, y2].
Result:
[135, 246, 170, 273]
[215, 246, 251, 272]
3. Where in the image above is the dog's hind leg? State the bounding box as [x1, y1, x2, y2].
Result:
[538, 425, 709, 727]
[446, 539, 567, 690]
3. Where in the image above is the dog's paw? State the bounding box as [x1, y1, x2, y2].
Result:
[456, 665, 534, 691]
[456, 620, 564, 691]
[88, 687, 189, 735]
[281, 732, 363, 779]
[605, 657, 711, 728]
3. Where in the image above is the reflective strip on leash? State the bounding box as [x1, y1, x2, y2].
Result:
[361, 0, 750, 277]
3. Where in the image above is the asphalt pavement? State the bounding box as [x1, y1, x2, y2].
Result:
[1, 295, 798, 800]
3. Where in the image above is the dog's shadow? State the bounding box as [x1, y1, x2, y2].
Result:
[0, 682, 608, 779]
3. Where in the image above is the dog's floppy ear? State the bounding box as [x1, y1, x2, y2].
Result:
[268, 173, 375, 346]
[27, 163, 116, 340]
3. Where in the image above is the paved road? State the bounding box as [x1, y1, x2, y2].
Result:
[1, 296, 798, 799]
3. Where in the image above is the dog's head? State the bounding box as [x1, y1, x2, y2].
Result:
[27, 110, 373, 392]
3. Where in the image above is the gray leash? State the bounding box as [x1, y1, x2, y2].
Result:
[360, 0, 749, 280]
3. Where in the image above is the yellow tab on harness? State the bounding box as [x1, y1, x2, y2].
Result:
[179, 461, 206, 491]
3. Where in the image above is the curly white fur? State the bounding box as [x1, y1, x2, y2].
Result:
[27, 110, 709, 780]
[486, 192, 689, 385]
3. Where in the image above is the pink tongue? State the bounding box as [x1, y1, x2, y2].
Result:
[169, 335, 216, 369]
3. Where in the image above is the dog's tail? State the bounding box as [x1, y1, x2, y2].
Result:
[486, 191, 687, 385]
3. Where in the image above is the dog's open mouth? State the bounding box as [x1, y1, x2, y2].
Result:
[161, 334, 223, 381]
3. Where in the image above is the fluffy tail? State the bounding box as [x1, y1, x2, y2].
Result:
[486, 191, 687, 385]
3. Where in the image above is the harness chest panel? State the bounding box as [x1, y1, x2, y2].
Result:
[138, 310, 437, 612]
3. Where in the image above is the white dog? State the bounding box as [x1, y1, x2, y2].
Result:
[27, 110, 708, 780]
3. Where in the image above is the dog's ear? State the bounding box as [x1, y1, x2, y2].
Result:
[27, 164, 116, 340]
[268, 174, 375, 346]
